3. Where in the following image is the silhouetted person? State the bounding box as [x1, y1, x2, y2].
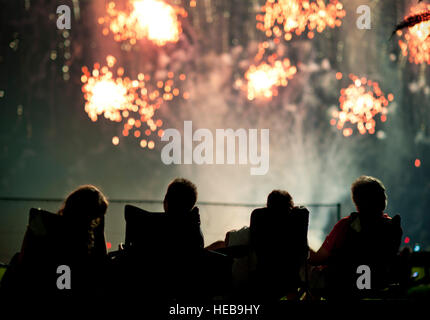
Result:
[58, 185, 108, 259]
[115, 178, 211, 300]
[56, 185, 109, 294]
[250, 190, 309, 300]
[163, 178, 204, 251]
[0, 185, 109, 296]
[309, 176, 402, 299]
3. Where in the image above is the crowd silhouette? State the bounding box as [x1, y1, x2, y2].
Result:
[0, 176, 410, 300]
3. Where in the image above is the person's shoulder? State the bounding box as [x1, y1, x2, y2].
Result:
[188, 207, 201, 224]
[382, 212, 401, 227]
[251, 207, 267, 216]
[334, 215, 354, 228]
[291, 206, 309, 223]
[382, 213, 400, 221]
[382, 213, 391, 219]
[250, 207, 267, 225]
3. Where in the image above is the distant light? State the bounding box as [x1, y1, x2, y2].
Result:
[412, 271, 419, 278]
[404, 236, 410, 244]
[414, 244, 421, 252]
[106, 242, 112, 249]
[112, 136, 120, 145]
[415, 158, 421, 167]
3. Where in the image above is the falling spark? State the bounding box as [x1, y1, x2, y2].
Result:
[100, 0, 187, 46]
[397, 4, 430, 64]
[331, 74, 393, 137]
[241, 58, 297, 100]
[256, 0, 345, 41]
[81, 55, 185, 147]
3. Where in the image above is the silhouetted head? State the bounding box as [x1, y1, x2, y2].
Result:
[351, 176, 387, 215]
[58, 185, 108, 222]
[58, 185, 108, 255]
[164, 178, 197, 214]
[267, 190, 294, 212]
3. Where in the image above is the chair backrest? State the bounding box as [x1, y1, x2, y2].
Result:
[24, 208, 107, 261]
[22, 208, 66, 262]
[249, 206, 309, 298]
[328, 214, 402, 297]
[122, 205, 232, 299]
[124, 204, 167, 251]
[250, 206, 309, 264]
[124, 205, 204, 252]
[334, 214, 402, 265]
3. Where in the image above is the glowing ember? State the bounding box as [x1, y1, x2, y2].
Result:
[331, 74, 393, 137]
[100, 0, 187, 46]
[256, 0, 345, 41]
[397, 4, 430, 64]
[415, 158, 421, 167]
[82, 55, 186, 147]
[112, 136, 120, 145]
[242, 58, 297, 100]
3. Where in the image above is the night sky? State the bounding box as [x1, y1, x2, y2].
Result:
[1, 0, 429, 263]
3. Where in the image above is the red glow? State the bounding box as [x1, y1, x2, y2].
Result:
[404, 237, 410, 244]
[415, 158, 421, 167]
[106, 242, 112, 249]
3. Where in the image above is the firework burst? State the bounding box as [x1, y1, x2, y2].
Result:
[81, 55, 187, 147]
[238, 57, 297, 101]
[331, 74, 393, 137]
[256, 0, 345, 41]
[396, 4, 430, 64]
[99, 0, 187, 46]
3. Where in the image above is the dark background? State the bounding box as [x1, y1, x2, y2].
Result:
[0, 0, 429, 263]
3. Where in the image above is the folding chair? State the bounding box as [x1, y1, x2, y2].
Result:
[115, 205, 232, 300]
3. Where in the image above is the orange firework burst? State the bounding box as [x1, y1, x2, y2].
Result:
[240, 58, 297, 100]
[81, 55, 186, 147]
[397, 4, 430, 64]
[99, 0, 187, 46]
[331, 74, 393, 137]
[256, 0, 345, 41]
